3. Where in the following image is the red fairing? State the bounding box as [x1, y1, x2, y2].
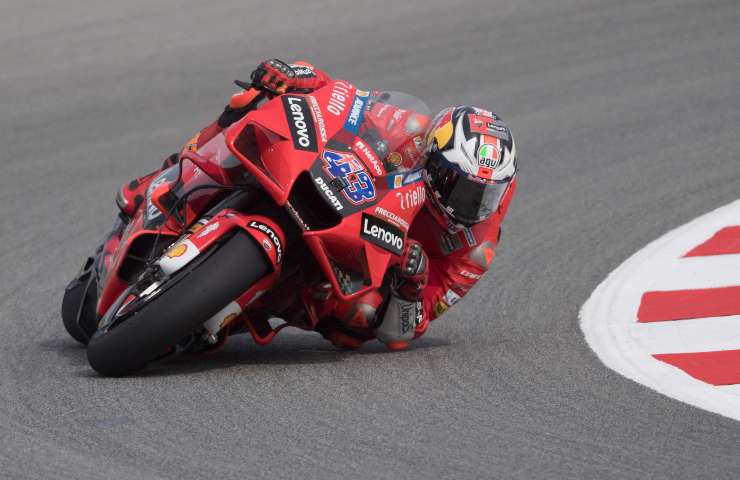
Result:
[412, 177, 518, 330]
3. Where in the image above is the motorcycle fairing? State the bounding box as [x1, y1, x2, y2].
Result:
[223, 81, 430, 300]
[96, 209, 179, 316]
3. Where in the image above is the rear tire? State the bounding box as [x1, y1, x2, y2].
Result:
[86, 231, 270, 376]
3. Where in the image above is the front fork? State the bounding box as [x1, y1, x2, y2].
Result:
[157, 209, 288, 346]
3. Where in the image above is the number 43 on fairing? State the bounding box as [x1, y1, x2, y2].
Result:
[322, 150, 376, 205]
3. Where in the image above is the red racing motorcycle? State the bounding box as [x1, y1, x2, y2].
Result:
[62, 80, 431, 376]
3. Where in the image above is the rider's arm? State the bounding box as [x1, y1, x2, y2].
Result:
[182, 59, 333, 153]
[373, 232, 494, 350]
[374, 178, 517, 348]
[421, 178, 517, 324]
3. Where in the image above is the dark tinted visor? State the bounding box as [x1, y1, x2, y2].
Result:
[430, 162, 510, 225]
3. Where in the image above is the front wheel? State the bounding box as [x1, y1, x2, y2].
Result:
[86, 231, 270, 376]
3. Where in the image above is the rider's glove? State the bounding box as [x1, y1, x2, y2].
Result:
[395, 239, 429, 301]
[250, 59, 322, 95]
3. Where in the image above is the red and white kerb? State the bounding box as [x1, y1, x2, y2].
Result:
[581, 199, 740, 421]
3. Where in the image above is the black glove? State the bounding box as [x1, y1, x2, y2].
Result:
[250, 59, 297, 95]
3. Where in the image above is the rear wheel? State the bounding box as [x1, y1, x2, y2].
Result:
[86, 231, 270, 376]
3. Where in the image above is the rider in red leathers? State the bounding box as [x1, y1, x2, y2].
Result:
[115, 59, 518, 352]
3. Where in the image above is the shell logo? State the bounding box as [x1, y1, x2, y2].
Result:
[388, 152, 403, 166]
[220, 312, 239, 328]
[167, 243, 188, 258]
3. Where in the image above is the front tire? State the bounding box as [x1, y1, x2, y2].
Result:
[86, 231, 270, 376]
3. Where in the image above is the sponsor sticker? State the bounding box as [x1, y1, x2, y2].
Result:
[360, 213, 404, 255]
[327, 80, 352, 116]
[434, 300, 449, 316]
[388, 151, 403, 166]
[289, 64, 315, 78]
[486, 123, 510, 141]
[188, 218, 208, 233]
[440, 232, 463, 255]
[477, 142, 502, 169]
[247, 220, 283, 263]
[314, 176, 344, 211]
[308, 95, 328, 143]
[343, 90, 369, 134]
[167, 243, 188, 258]
[402, 169, 423, 185]
[373, 206, 410, 230]
[459, 269, 481, 280]
[472, 107, 496, 118]
[463, 227, 477, 247]
[399, 301, 417, 335]
[396, 184, 426, 210]
[218, 312, 238, 329]
[388, 175, 404, 189]
[322, 150, 375, 205]
[469, 113, 510, 140]
[353, 137, 384, 176]
[196, 222, 219, 239]
[281, 95, 318, 152]
[444, 289, 462, 306]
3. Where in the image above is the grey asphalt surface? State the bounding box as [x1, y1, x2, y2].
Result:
[1, 0, 739, 478]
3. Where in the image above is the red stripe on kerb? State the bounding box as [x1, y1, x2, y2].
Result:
[653, 349, 740, 385]
[637, 286, 740, 322]
[685, 226, 740, 257]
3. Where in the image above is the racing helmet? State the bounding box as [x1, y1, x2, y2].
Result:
[423, 106, 517, 229]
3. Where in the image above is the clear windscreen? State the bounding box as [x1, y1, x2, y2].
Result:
[357, 91, 431, 173]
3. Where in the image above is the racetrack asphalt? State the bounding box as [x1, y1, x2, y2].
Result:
[1, 1, 739, 478]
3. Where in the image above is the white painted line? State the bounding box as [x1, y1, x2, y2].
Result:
[580, 198, 740, 422]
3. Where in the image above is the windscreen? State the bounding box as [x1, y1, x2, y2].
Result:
[357, 91, 431, 174]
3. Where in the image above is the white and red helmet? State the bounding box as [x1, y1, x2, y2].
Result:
[423, 106, 517, 228]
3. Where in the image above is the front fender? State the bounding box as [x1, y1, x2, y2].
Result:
[158, 211, 285, 277]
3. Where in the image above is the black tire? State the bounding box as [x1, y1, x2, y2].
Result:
[86, 231, 270, 376]
[61, 257, 99, 345]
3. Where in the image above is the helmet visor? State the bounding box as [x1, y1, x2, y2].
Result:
[430, 166, 511, 226]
